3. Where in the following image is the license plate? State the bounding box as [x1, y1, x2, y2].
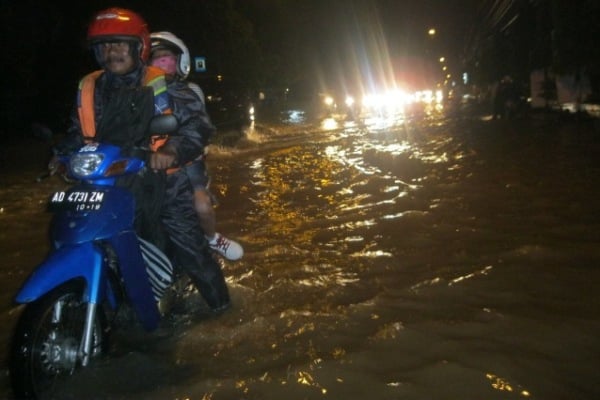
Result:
[49, 190, 105, 212]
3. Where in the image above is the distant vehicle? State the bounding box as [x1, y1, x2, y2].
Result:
[316, 88, 361, 120]
[194, 74, 255, 130]
[316, 83, 443, 122]
[314, 55, 444, 121]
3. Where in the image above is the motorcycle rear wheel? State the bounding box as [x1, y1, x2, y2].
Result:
[9, 280, 108, 399]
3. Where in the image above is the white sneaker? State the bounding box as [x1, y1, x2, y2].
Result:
[208, 233, 244, 260]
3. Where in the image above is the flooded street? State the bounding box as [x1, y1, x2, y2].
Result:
[1, 109, 599, 399]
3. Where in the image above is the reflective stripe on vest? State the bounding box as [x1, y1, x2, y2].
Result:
[77, 70, 103, 140]
[77, 66, 171, 141]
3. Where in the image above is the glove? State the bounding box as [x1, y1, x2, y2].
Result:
[47, 155, 61, 176]
[42, 154, 73, 183]
[149, 146, 178, 170]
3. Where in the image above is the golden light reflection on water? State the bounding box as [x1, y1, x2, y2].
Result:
[369, 321, 404, 340]
[350, 249, 393, 258]
[241, 118, 439, 299]
[486, 373, 531, 397]
[368, 141, 413, 155]
[414, 149, 449, 163]
[243, 115, 443, 294]
[381, 210, 428, 220]
[448, 265, 493, 286]
[247, 147, 343, 238]
[247, 144, 373, 238]
[321, 117, 339, 131]
[262, 369, 324, 395]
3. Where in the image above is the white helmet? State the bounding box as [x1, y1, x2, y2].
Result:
[150, 31, 191, 79]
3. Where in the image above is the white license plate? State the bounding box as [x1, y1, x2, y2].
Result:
[49, 190, 105, 211]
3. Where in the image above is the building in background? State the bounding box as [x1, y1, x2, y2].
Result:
[461, 0, 600, 113]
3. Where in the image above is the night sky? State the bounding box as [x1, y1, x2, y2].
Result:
[1, 0, 480, 136]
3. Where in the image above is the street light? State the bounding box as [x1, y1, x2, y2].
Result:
[428, 28, 436, 37]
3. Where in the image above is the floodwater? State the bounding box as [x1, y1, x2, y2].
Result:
[1, 108, 599, 399]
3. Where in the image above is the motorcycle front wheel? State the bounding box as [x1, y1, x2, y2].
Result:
[9, 280, 108, 399]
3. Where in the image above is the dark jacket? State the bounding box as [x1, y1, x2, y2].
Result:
[52, 64, 206, 246]
[166, 76, 216, 150]
[55, 65, 208, 167]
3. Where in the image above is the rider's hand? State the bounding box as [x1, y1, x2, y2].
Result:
[48, 155, 61, 176]
[149, 146, 178, 170]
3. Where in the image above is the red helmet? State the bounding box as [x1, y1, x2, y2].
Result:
[87, 8, 151, 62]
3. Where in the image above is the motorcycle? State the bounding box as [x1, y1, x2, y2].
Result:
[9, 115, 186, 399]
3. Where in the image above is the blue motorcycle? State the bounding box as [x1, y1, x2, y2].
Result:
[9, 116, 180, 399]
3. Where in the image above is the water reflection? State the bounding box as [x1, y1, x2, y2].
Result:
[320, 117, 339, 131]
[281, 109, 308, 124]
[2, 113, 599, 399]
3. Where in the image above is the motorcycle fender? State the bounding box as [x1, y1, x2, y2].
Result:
[15, 242, 102, 303]
[107, 231, 161, 331]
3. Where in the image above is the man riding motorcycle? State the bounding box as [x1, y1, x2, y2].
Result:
[51, 7, 231, 313]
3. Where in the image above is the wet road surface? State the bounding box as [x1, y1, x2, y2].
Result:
[1, 109, 599, 399]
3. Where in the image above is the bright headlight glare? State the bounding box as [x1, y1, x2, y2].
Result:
[70, 153, 104, 177]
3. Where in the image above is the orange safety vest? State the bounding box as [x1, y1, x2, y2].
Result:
[77, 66, 171, 151]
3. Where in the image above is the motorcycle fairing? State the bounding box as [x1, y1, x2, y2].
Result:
[51, 185, 135, 246]
[106, 231, 160, 331]
[14, 236, 160, 331]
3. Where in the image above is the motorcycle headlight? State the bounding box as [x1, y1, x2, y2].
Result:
[70, 153, 105, 177]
